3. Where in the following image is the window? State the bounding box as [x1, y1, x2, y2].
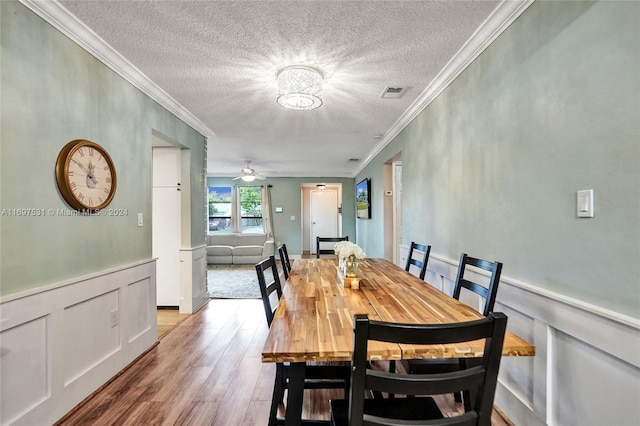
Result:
[239, 186, 263, 233]
[208, 186, 232, 233]
[208, 186, 263, 234]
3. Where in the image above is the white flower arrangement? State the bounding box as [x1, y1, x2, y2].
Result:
[334, 241, 366, 260]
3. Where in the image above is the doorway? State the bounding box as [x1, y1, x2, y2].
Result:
[383, 154, 402, 265]
[310, 189, 338, 255]
[152, 142, 181, 307]
[301, 184, 342, 256]
[392, 160, 403, 265]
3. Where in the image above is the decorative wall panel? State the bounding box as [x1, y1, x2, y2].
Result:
[0, 259, 157, 425]
[0, 316, 49, 424]
[399, 245, 640, 425]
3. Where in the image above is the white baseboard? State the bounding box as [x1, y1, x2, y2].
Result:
[399, 245, 640, 425]
[0, 259, 158, 425]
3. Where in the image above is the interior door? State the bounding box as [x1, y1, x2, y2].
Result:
[310, 189, 338, 255]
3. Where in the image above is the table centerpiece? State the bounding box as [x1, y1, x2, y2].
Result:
[334, 241, 366, 283]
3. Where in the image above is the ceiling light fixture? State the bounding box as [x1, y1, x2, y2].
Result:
[241, 175, 256, 182]
[316, 184, 326, 190]
[277, 65, 324, 111]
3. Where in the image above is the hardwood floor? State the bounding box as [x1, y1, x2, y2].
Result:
[57, 299, 513, 425]
[157, 308, 190, 339]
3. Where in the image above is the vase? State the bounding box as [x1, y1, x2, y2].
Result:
[345, 256, 359, 278]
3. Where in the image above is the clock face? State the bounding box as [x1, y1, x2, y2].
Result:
[56, 140, 117, 212]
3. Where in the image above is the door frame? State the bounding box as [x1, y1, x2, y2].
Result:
[152, 145, 182, 307]
[392, 160, 403, 265]
[309, 189, 339, 255]
[301, 183, 342, 256]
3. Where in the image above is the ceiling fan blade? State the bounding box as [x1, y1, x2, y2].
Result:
[232, 176, 242, 180]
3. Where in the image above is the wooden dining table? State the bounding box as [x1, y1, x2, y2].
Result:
[261, 258, 535, 425]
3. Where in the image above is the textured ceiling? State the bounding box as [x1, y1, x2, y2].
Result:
[57, 0, 504, 178]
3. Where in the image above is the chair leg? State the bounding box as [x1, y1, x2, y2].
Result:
[343, 366, 351, 398]
[285, 363, 307, 426]
[458, 358, 479, 406]
[388, 360, 395, 398]
[269, 363, 286, 426]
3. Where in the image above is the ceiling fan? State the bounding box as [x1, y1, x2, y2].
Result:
[233, 161, 266, 182]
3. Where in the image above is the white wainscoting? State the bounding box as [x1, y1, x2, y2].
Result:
[0, 259, 158, 425]
[398, 246, 640, 426]
[179, 244, 209, 314]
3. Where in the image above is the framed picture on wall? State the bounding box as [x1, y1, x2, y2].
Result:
[356, 178, 371, 219]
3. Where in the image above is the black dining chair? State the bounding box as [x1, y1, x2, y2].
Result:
[406, 252, 503, 402]
[255, 255, 283, 327]
[277, 243, 292, 280]
[330, 312, 508, 426]
[255, 256, 351, 426]
[405, 241, 431, 280]
[316, 236, 348, 258]
[452, 253, 502, 316]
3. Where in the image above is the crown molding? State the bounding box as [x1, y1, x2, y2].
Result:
[20, 0, 532, 170]
[353, 0, 535, 177]
[19, 0, 216, 139]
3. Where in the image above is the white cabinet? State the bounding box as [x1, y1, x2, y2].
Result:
[152, 147, 181, 306]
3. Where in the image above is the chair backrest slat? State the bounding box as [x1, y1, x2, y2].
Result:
[366, 367, 486, 397]
[368, 316, 497, 345]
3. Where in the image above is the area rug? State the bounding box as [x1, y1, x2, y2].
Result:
[207, 264, 266, 299]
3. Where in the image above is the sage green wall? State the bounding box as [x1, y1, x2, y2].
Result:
[207, 177, 356, 256]
[353, 145, 399, 258]
[0, 1, 207, 296]
[356, 0, 639, 317]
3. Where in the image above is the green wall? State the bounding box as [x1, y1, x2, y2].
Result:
[0, 1, 207, 296]
[356, 0, 639, 317]
[207, 177, 356, 256]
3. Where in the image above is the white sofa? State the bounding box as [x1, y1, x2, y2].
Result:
[206, 233, 274, 264]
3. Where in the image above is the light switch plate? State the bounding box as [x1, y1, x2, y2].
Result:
[577, 190, 594, 218]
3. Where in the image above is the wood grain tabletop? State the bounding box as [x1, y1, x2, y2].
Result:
[262, 258, 535, 363]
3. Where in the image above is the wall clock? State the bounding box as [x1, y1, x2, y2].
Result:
[55, 139, 117, 212]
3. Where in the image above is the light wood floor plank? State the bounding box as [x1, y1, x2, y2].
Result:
[240, 400, 272, 426]
[251, 363, 277, 402]
[211, 356, 263, 426]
